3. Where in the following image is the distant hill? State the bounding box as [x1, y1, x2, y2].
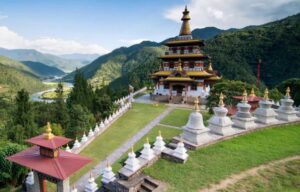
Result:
[0, 56, 47, 95]
[0, 48, 89, 72]
[64, 13, 300, 89]
[22, 61, 65, 78]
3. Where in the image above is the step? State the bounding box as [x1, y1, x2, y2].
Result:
[144, 178, 158, 188]
[140, 184, 153, 192]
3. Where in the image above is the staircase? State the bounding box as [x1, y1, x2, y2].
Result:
[170, 96, 182, 104]
[138, 178, 158, 192]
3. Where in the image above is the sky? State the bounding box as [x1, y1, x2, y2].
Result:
[0, 0, 299, 55]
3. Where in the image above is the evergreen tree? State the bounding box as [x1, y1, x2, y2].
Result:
[54, 82, 69, 129]
[7, 89, 37, 143]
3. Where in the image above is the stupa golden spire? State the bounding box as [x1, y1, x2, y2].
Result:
[285, 87, 291, 98]
[263, 88, 269, 100]
[207, 59, 213, 72]
[179, 6, 192, 36]
[158, 130, 162, 137]
[219, 92, 224, 107]
[242, 89, 248, 103]
[44, 122, 54, 140]
[194, 97, 200, 112]
[146, 137, 149, 144]
[249, 87, 256, 97]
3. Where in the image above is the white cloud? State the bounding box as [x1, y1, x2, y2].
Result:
[119, 38, 149, 46]
[164, 0, 300, 29]
[0, 26, 109, 55]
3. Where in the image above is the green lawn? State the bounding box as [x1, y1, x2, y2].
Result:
[70, 103, 166, 183]
[94, 125, 182, 185]
[144, 123, 300, 192]
[221, 159, 300, 192]
[160, 108, 211, 127]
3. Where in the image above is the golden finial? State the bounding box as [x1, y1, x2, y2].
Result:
[242, 89, 248, 102]
[131, 146, 134, 153]
[106, 159, 110, 167]
[146, 137, 149, 144]
[285, 87, 290, 98]
[263, 88, 269, 100]
[219, 92, 224, 107]
[207, 59, 213, 71]
[89, 172, 93, 179]
[158, 130, 162, 137]
[179, 6, 191, 36]
[249, 87, 256, 97]
[177, 59, 183, 71]
[194, 97, 200, 112]
[44, 122, 54, 140]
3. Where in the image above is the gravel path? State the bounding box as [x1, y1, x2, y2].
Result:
[75, 106, 174, 191]
[199, 155, 300, 192]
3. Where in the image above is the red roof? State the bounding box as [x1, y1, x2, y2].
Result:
[26, 135, 71, 149]
[6, 146, 92, 180]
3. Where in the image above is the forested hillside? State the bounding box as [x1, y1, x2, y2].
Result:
[0, 56, 47, 96]
[22, 61, 65, 78]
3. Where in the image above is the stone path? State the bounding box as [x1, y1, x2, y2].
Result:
[198, 155, 300, 192]
[75, 106, 174, 191]
[157, 123, 181, 130]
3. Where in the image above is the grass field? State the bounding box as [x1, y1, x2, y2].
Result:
[70, 103, 166, 184]
[159, 108, 211, 127]
[144, 123, 300, 192]
[221, 159, 300, 192]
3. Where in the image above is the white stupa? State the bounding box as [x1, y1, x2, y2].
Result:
[71, 186, 78, 192]
[182, 97, 211, 145]
[84, 173, 98, 192]
[100, 121, 105, 129]
[254, 89, 278, 124]
[140, 138, 155, 160]
[108, 115, 113, 122]
[72, 138, 81, 150]
[232, 90, 256, 129]
[208, 93, 235, 136]
[94, 124, 100, 133]
[65, 144, 72, 152]
[153, 131, 166, 152]
[104, 118, 109, 125]
[88, 128, 94, 138]
[26, 171, 34, 185]
[297, 107, 300, 117]
[81, 132, 88, 143]
[124, 147, 140, 172]
[112, 112, 117, 119]
[172, 140, 188, 160]
[276, 87, 298, 121]
[101, 162, 116, 184]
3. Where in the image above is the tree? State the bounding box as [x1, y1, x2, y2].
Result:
[7, 89, 37, 143]
[269, 88, 283, 103]
[65, 104, 95, 139]
[206, 80, 260, 113]
[54, 82, 69, 129]
[0, 142, 27, 187]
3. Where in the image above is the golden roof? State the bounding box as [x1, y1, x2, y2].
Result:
[206, 75, 221, 80]
[152, 70, 213, 77]
[160, 53, 206, 59]
[179, 6, 191, 36]
[165, 77, 194, 82]
[165, 39, 202, 45]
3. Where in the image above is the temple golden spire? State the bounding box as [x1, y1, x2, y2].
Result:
[207, 59, 213, 72]
[219, 92, 224, 107]
[242, 89, 248, 103]
[285, 87, 291, 98]
[194, 97, 200, 112]
[44, 122, 54, 140]
[249, 87, 256, 97]
[179, 6, 192, 36]
[177, 59, 183, 71]
[263, 88, 269, 100]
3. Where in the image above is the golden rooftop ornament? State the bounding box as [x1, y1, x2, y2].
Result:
[146, 137, 149, 144]
[286, 87, 290, 98]
[219, 92, 224, 107]
[177, 59, 183, 71]
[263, 88, 269, 100]
[179, 6, 191, 36]
[242, 89, 248, 102]
[44, 122, 54, 140]
[207, 59, 213, 71]
[194, 97, 200, 112]
[158, 130, 162, 137]
[249, 87, 256, 97]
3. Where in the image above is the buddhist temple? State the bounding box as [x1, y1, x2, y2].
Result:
[152, 6, 221, 104]
[6, 122, 92, 192]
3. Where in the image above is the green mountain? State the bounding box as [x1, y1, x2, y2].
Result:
[0, 48, 88, 72]
[64, 13, 300, 89]
[0, 56, 47, 95]
[22, 61, 65, 78]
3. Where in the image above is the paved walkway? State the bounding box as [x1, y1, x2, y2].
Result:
[75, 106, 174, 191]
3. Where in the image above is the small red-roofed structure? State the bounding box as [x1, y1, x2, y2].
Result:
[6, 122, 92, 192]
